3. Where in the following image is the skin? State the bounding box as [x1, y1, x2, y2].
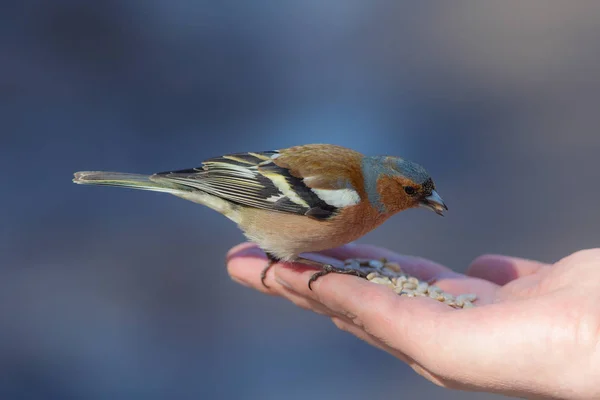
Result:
[227, 243, 600, 399]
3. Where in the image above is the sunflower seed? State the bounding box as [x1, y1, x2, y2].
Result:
[342, 258, 478, 309]
[407, 277, 419, 285]
[416, 282, 429, 293]
[383, 262, 402, 273]
[366, 272, 379, 280]
[369, 277, 392, 286]
[456, 293, 477, 303]
[428, 285, 442, 294]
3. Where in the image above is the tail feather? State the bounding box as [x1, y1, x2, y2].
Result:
[73, 171, 243, 222]
[72, 171, 189, 193]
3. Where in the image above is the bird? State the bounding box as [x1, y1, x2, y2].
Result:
[73, 144, 447, 289]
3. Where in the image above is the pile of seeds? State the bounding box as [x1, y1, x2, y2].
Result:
[342, 258, 477, 309]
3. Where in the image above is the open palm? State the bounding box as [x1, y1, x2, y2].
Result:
[228, 243, 600, 400]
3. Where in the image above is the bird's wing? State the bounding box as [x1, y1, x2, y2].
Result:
[151, 150, 344, 220]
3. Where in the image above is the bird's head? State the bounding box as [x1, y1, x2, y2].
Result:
[362, 156, 448, 216]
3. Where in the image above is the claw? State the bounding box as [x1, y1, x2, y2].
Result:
[260, 253, 279, 289]
[260, 262, 273, 288]
[307, 264, 366, 290]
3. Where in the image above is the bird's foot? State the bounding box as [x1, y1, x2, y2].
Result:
[298, 257, 400, 290]
[260, 253, 280, 288]
[307, 264, 368, 290]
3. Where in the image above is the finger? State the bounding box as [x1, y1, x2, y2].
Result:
[319, 243, 452, 281]
[277, 286, 335, 316]
[424, 301, 555, 396]
[227, 244, 387, 318]
[226, 243, 344, 303]
[331, 315, 451, 389]
[467, 254, 550, 285]
[331, 315, 456, 388]
[429, 274, 499, 305]
[226, 245, 338, 316]
[226, 243, 283, 295]
[274, 264, 454, 363]
[330, 316, 409, 359]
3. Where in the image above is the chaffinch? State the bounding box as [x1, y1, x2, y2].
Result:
[73, 144, 447, 289]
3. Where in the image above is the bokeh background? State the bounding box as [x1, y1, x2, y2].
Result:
[3, 1, 600, 399]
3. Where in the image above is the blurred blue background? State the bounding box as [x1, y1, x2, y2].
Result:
[3, 1, 600, 399]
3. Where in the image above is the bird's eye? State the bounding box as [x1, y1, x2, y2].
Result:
[403, 186, 417, 195]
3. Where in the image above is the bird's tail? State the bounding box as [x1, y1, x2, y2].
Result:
[72, 171, 190, 194]
[73, 171, 239, 220]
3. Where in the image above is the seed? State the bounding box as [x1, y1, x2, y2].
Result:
[415, 282, 429, 293]
[383, 262, 402, 273]
[456, 293, 477, 303]
[370, 277, 392, 286]
[366, 272, 379, 280]
[428, 285, 442, 294]
[442, 293, 455, 302]
[350, 258, 479, 309]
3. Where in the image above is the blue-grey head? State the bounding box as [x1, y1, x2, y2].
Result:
[361, 156, 448, 216]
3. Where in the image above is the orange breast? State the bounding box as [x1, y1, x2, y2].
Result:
[236, 202, 390, 260]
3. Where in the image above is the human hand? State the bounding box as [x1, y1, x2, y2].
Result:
[227, 243, 600, 400]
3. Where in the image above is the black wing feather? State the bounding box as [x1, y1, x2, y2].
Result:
[152, 151, 338, 219]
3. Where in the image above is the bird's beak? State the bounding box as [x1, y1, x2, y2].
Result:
[419, 190, 448, 216]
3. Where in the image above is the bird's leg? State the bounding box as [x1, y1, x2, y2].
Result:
[293, 257, 369, 291]
[260, 252, 280, 289]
